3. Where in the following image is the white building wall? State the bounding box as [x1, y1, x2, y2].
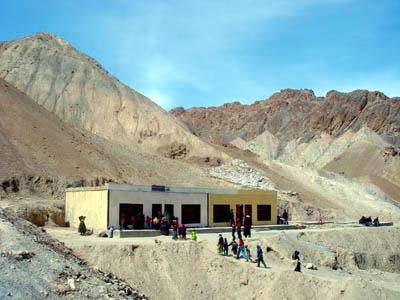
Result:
[108, 190, 208, 228]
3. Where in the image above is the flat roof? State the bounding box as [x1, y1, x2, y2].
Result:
[65, 183, 276, 195]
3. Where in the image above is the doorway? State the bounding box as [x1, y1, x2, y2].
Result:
[245, 204, 252, 218]
[236, 204, 244, 225]
[152, 204, 162, 218]
[164, 204, 174, 220]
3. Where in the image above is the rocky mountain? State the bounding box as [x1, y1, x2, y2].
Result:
[0, 78, 230, 198]
[0, 32, 226, 161]
[171, 88, 400, 145]
[172, 89, 400, 205]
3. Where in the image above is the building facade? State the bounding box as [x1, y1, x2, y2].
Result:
[65, 183, 277, 230]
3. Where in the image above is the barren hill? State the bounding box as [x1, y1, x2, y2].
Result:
[172, 89, 400, 205]
[0, 78, 230, 196]
[0, 32, 226, 161]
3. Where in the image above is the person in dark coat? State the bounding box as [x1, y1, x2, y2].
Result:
[257, 245, 267, 268]
[282, 210, 289, 225]
[231, 223, 236, 239]
[223, 238, 229, 256]
[243, 215, 252, 238]
[78, 216, 86, 236]
[229, 209, 235, 225]
[292, 250, 301, 272]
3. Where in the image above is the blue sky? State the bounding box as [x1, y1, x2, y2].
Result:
[1, 0, 399, 109]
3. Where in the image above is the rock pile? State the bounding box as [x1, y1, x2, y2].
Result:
[209, 159, 276, 190]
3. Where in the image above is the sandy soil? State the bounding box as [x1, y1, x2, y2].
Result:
[47, 225, 400, 300]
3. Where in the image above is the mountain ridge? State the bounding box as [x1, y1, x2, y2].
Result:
[0, 32, 227, 161]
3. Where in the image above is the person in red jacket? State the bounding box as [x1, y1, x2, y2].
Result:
[172, 219, 179, 240]
[236, 237, 245, 259]
[236, 219, 242, 239]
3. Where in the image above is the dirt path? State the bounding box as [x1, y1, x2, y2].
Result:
[47, 225, 400, 300]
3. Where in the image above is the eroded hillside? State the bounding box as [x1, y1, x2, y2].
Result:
[0, 32, 226, 161]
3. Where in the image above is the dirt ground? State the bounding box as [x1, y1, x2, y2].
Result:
[47, 224, 400, 300]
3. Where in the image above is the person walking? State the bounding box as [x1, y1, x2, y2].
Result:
[292, 250, 301, 272]
[231, 223, 236, 239]
[236, 237, 245, 259]
[256, 245, 267, 268]
[229, 237, 238, 256]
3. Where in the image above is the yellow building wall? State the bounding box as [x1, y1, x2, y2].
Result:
[208, 190, 277, 227]
[65, 189, 108, 230]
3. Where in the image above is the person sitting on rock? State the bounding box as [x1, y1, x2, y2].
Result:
[365, 216, 372, 226]
[359, 216, 366, 225]
[373, 217, 380, 227]
[78, 216, 86, 236]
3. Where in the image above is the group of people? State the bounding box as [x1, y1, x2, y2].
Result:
[119, 212, 150, 230]
[277, 209, 289, 225]
[230, 211, 253, 239]
[359, 216, 380, 227]
[217, 233, 302, 272]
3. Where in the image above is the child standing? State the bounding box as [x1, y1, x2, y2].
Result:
[191, 230, 197, 241]
[223, 238, 229, 256]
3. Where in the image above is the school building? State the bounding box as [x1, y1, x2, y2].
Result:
[65, 183, 278, 230]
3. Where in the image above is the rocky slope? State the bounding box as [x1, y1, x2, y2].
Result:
[0, 32, 226, 161]
[172, 89, 400, 205]
[51, 226, 400, 300]
[0, 208, 146, 299]
[171, 88, 400, 144]
[0, 78, 231, 199]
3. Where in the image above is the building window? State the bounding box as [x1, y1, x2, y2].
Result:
[213, 205, 231, 223]
[182, 205, 201, 224]
[257, 205, 271, 221]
